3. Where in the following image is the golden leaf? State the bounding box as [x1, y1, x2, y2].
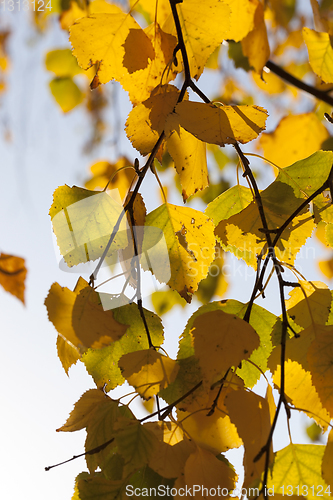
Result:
[303, 28, 333, 83]
[175, 102, 268, 146]
[0, 253, 27, 304]
[259, 113, 329, 169]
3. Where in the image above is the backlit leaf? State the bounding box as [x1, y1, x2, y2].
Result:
[151, 289, 187, 315]
[143, 203, 215, 301]
[119, 349, 179, 399]
[308, 326, 333, 414]
[225, 0, 258, 42]
[241, 2, 270, 73]
[0, 253, 27, 304]
[82, 303, 164, 391]
[130, 0, 171, 26]
[225, 389, 272, 487]
[191, 309, 259, 385]
[145, 421, 196, 478]
[272, 360, 330, 429]
[163, 0, 231, 79]
[267, 444, 330, 499]
[57, 388, 111, 432]
[303, 28, 333, 83]
[115, 420, 159, 473]
[85, 157, 137, 200]
[56, 334, 80, 375]
[165, 112, 208, 201]
[322, 429, 333, 489]
[178, 409, 242, 455]
[50, 185, 128, 267]
[286, 281, 331, 329]
[45, 48, 82, 77]
[215, 197, 315, 268]
[70, 9, 177, 104]
[184, 447, 236, 494]
[49, 77, 84, 113]
[45, 277, 128, 352]
[125, 84, 181, 157]
[75, 473, 122, 500]
[175, 102, 268, 146]
[205, 185, 253, 226]
[72, 284, 128, 349]
[259, 113, 329, 169]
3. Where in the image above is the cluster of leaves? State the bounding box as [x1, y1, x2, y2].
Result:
[39, 0, 333, 499]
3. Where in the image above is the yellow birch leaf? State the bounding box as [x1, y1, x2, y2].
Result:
[268, 323, 324, 374]
[175, 101, 268, 146]
[60, 1, 87, 30]
[308, 326, 333, 414]
[225, 0, 258, 42]
[119, 349, 179, 399]
[151, 289, 187, 315]
[45, 277, 128, 353]
[56, 334, 80, 375]
[125, 84, 181, 156]
[85, 157, 136, 200]
[303, 28, 333, 83]
[273, 360, 331, 429]
[225, 389, 272, 487]
[259, 113, 329, 169]
[319, 256, 333, 279]
[252, 70, 286, 94]
[191, 309, 259, 385]
[50, 185, 128, 267]
[184, 447, 236, 496]
[286, 281, 331, 329]
[163, 0, 231, 79]
[145, 421, 196, 479]
[49, 77, 84, 113]
[72, 284, 128, 349]
[70, 10, 177, 104]
[215, 199, 315, 268]
[45, 48, 82, 77]
[241, 2, 270, 74]
[130, 0, 171, 26]
[143, 203, 215, 301]
[322, 428, 333, 489]
[177, 409, 242, 455]
[165, 112, 208, 201]
[0, 253, 27, 304]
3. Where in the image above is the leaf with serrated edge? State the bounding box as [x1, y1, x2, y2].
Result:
[175, 102, 268, 146]
[143, 203, 215, 301]
[119, 349, 179, 399]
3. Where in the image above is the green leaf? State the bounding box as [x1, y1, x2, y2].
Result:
[205, 185, 253, 226]
[115, 420, 159, 475]
[267, 444, 330, 499]
[74, 472, 123, 500]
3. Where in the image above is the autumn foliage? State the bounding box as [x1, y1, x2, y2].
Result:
[3, 0, 333, 498]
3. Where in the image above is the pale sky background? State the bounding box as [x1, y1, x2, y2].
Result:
[0, 5, 331, 500]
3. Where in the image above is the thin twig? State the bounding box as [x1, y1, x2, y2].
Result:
[266, 60, 333, 107]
